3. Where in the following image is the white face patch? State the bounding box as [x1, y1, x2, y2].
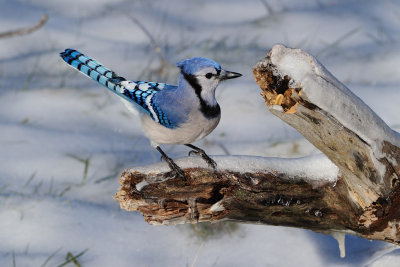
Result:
[195, 67, 221, 106]
[196, 66, 218, 78]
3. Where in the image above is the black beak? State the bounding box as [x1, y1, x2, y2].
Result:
[220, 70, 242, 80]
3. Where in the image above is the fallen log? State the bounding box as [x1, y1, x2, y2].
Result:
[115, 45, 400, 246]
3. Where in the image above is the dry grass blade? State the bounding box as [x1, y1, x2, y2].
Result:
[0, 14, 49, 39]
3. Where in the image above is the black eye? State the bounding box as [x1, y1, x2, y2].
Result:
[205, 73, 213, 79]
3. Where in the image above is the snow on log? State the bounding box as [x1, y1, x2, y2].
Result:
[115, 45, 400, 245]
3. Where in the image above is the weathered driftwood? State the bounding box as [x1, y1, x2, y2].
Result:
[115, 45, 400, 245]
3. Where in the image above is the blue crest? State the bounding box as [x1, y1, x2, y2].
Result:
[176, 57, 221, 74]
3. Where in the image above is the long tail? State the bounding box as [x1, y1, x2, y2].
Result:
[60, 49, 175, 128]
[60, 48, 128, 95]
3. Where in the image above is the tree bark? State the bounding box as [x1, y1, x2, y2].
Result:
[115, 45, 400, 245]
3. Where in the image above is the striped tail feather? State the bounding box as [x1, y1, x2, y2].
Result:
[60, 49, 175, 128]
[60, 49, 127, 92]
[59, 49, 158, 116]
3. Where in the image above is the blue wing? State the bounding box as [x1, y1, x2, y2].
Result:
[60, 49, 176, 128]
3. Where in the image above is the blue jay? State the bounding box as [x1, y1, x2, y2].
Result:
[60, 49, 241, 178]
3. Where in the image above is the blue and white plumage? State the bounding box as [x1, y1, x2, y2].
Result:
[60, 49, 242, 178]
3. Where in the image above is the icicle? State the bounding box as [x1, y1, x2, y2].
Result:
[331, 231, 346, 258]
[188, 198, 197, 220]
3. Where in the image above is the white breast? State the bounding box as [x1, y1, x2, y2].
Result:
[140, 109, 220, 146]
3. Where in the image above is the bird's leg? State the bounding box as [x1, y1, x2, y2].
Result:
[156, 146, 185, 179]
[185, 144, 217, 171]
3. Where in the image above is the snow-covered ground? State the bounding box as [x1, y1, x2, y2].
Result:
[1, 0, 400, 266]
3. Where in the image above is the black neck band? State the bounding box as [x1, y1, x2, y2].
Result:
[182, 72, 220, 119]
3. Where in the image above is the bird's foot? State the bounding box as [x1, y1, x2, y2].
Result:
[163, 156, 186, 179]
[157, 146, 186, 180]
[187, 145, 217, 171]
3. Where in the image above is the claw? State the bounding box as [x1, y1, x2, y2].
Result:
[201, 153, 217, 171]
[166, 169, 186, 180]
[186, 144, 217, 171]
[188, 150, 198, 157]
[162, 155, 185, 179]
[157, 146, 186, 180]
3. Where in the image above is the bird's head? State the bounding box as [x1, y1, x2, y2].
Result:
[177, 57, 242, 106]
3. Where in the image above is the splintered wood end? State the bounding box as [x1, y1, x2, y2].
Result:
[253, 61, 301, 114]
